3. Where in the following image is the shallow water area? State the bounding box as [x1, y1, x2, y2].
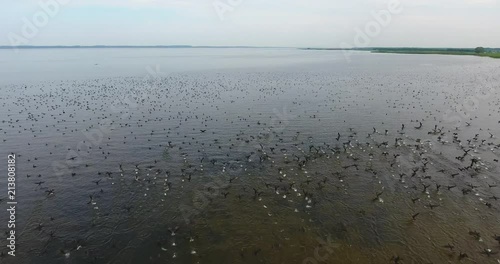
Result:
[0, 49, 500, 263]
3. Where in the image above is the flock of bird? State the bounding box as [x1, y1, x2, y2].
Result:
[0, 63, 499, 263]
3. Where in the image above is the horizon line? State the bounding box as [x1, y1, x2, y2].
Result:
[0, 45, 292, 49]
[0, 45, 499, 50]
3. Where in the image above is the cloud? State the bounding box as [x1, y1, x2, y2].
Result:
[68, 0, 207, 10]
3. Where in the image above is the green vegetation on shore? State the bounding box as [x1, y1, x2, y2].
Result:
[370, 47, 500, 59]
[301, 47, 500, 59]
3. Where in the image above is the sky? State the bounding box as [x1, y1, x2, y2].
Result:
[1, 0, 499, 48]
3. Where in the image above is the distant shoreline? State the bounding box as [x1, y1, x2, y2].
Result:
[2, 46, 499, 59]
[301, 47, 500, 59]
[0, 45, 289, 49]
[370, 49, 500, 59]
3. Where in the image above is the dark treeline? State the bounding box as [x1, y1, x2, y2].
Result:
[368, 47, 500, 53]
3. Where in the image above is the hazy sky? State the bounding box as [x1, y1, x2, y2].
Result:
[1, 0, 499, 48]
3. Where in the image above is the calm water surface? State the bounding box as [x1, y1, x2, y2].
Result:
[0, 48, 500, 264]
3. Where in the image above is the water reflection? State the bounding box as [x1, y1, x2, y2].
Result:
[0, 51, 499, 263]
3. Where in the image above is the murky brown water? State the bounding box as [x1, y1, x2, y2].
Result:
[0, 49, 499, 264]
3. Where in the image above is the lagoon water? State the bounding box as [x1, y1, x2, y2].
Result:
[0, 48, 500, 263]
